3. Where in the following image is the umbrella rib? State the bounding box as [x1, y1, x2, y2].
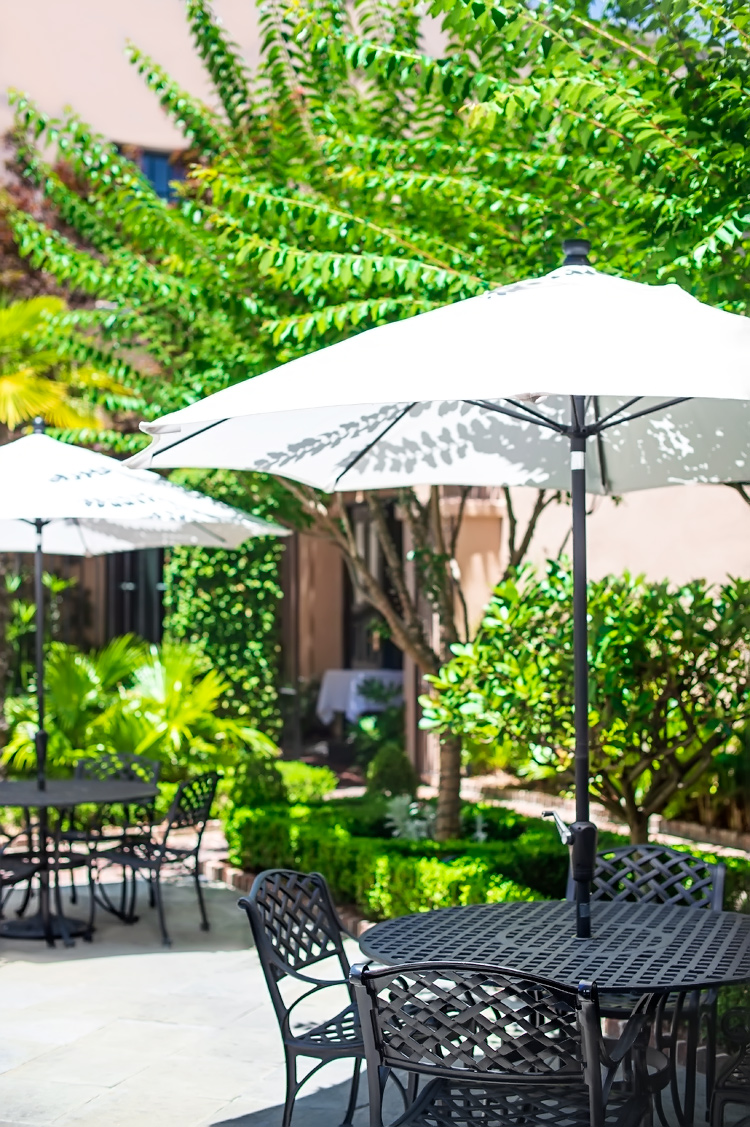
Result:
[333, 403, 418, 486]
[466, 399, 566, 433]
[596, 397, 692, 432]
[593, 397, 643, 429]
[140, 417, 229, 460]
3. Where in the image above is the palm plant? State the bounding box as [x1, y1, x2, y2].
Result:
[2, 635, 278, 780]
[0, 295, 116, 433]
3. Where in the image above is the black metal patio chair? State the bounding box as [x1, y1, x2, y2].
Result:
[350, 959, 667, 1127]
[711, 1008, 750, 1127]
[0, 828, 37, 918]
[239, 869, 365, 1127]
[60, 752, 161, 907]
[566, 842, 726, 1126]
[96, 770, 219, 947]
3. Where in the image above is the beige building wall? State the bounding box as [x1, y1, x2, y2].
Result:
[0, 0, 260, 146]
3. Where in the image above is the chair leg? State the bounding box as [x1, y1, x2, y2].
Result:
[152, 870, 171, 947]
[15, 875, 34, 918]
[193, 861, 209, 932]
[703, 998, 718, 1121]
[282, 1050, 298, 1127]
[341, 1058, 361, 1127]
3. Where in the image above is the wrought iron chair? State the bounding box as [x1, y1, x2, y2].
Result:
[239, 869, 365, 1127]
[711, 1008, 750, 1127]
[350, 960, 666, 1127]
[60, 753, 161, 907]
[0, 828, 38, 918]
[96, 770, 219, 947]
[566, 843, 726, 1126]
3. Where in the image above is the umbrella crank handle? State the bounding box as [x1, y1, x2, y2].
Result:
[543, 809, 573, 845]
[543, 811, 598, 881]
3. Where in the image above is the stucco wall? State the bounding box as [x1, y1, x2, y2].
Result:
[0, 0, 260, 147]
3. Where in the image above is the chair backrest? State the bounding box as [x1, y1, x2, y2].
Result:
[74, 752, 160, 786]
[239, 870, 351, 1027]
[566, 843, 725, 910]
[350, 961, 603, 1127]
[164, 771, 219, 839]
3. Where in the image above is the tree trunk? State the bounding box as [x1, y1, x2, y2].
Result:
[435, 734, 462, 840]
[629, 813, 650, 845]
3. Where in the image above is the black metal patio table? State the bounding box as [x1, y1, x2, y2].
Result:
[0, 778, 158, 947]
[359, 899, 750, 994]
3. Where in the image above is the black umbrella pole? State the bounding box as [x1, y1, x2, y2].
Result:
[570, 428, 597, 938]
[34, 519, 47, 791]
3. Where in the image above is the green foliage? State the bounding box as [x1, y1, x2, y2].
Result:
[277, 760, 338, 803]
[162, 469, 286, 734]
[350, 688, 406, 768]
[231, 752, 337, 807]
[224, 801, 545, 918]
[3, 635, 279, 781]
[366, 741, 420, 797]
[423, 563, 750, 842]
[0, 295, 131, 432]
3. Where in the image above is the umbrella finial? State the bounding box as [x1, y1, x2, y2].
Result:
[32, 417, 45, 434]
[562, 238, 592, 266]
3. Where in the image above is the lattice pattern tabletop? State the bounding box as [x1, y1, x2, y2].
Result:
[359, 900, 750, 994]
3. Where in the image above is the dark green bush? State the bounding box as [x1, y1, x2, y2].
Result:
[366, 742, 420, 798]
[231, 757, 336, 808]
[224, 801, 561, 919]
[278, 760, 338, 803]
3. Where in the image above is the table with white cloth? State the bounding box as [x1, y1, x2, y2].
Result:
[315, 669, 403, 725]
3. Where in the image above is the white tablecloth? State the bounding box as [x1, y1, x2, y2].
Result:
[316, 669, 404, 724]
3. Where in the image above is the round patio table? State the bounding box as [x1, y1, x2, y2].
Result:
[0, 778, 158, 947]
[359, 899, 750, 994]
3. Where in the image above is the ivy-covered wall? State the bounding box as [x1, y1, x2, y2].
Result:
[162, 470, 287, 735]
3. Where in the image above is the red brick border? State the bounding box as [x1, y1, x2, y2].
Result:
[198, 856, 374, 937]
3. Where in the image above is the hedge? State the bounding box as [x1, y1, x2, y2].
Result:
[224, 800, 750, 921]
[224, 803, 570, 919]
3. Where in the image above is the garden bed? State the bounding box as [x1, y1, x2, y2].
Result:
[223, 797, 750, 923]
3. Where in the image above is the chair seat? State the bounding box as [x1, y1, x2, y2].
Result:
[291, 1003, 364, 1057]
[0, 854, 38, 883]
[97, 840, 193, 871]
[389, 1078, 650, 1127]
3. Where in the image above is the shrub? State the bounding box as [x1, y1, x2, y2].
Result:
[423, 564, 750, 844]
[277, 760, 337, 803]
[223, 801, 562, 919]
[366, 742, 420, 798]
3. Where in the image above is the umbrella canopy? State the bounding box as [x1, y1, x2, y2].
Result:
[129, 243, 750, 938]
[131, 261, 750, 488]
[0, 432, 287, 547]
[0, 428, 288, 793]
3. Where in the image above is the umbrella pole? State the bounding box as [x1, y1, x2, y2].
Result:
[570, 400, 597, 938]
[34, 518, 47, 791]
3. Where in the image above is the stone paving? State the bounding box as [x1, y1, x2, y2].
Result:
[0, 871, 729, 1127]
[0, 878, 371, 1127]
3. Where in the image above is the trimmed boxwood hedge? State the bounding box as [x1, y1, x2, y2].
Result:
[224, 801, 577, 919]
[224, 798, 750, 922]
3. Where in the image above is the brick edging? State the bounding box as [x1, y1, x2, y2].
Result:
[198, 856, 374, 937]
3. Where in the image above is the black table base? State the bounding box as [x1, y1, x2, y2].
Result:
[0, 910, 93, 945]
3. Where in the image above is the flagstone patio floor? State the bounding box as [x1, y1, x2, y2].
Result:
[0, 874, 722, 1127]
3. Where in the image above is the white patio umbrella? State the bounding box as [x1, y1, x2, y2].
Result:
[129, 239, 750, 936]
[0, 423, 288, 791]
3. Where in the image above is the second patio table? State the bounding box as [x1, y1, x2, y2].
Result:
[0, 778, 158, 947]
[359, 899, 750, 994]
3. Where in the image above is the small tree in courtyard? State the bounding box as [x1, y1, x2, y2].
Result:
[422, 562, 750, 843]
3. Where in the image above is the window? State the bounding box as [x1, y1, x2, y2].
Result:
[140, 150, 183, 200]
